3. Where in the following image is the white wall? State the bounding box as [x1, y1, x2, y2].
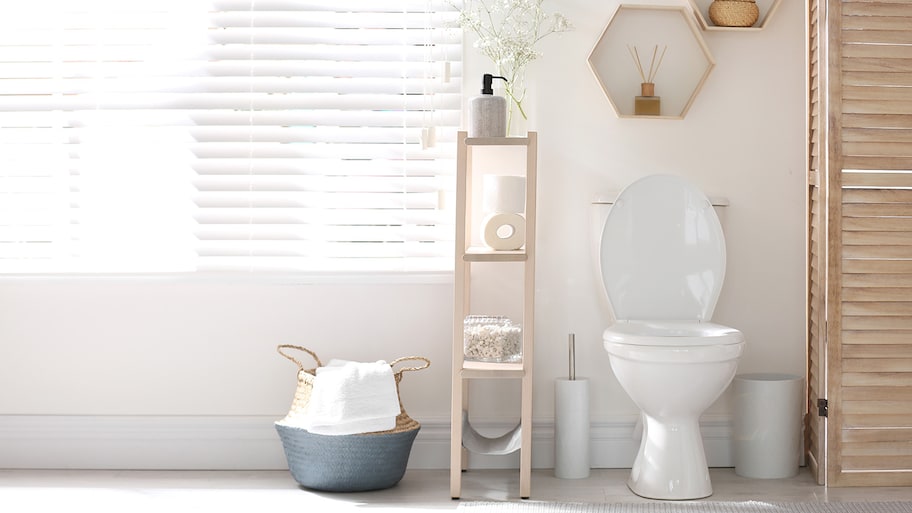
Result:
[0, 0, 806, 470]
[528, 0, 807, 417]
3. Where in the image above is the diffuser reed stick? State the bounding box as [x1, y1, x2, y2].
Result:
[626, 44, 668, 83]
[627, 45, 646, 84]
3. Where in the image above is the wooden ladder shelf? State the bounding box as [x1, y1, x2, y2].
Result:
[450, 131, 537, 499]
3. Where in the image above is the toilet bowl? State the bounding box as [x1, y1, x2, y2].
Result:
[593, 175, 744, 500]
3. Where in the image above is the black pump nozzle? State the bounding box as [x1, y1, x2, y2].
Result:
[481, 73, 508, 94]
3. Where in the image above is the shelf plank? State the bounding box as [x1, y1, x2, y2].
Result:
[463, 247, 527, 262]
[461, 360, 525, 379]
[618, 114, 686, 121]
[466, 136, 531, 146]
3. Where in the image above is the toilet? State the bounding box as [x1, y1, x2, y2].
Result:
[593, 174, 744, 500]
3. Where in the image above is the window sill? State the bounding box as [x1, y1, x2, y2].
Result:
[0, 271, 455, 286]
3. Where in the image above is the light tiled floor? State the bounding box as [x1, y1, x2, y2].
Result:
[1, 468, 912, 512]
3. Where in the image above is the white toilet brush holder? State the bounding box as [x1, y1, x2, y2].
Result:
[554, 334, 590, 479]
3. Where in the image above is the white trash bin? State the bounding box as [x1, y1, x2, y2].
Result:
[733, 373, 804, 479]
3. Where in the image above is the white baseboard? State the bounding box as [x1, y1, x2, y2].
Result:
[0, 415, 287, 470]
[0, 415, 734, 470]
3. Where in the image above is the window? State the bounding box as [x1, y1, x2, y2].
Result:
[0, 0, 461, 274]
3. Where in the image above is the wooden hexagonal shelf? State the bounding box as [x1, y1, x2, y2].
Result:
[687, 0, 784, 31]
[588, 5, 714, 120]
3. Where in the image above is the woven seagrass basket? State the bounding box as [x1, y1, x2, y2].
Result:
[709, 0, 760, 27]
[274, 344, 430, 492]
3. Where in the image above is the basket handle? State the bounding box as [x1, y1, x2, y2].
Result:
[276, 345, 323, 371]
[389, 356, 430, 377]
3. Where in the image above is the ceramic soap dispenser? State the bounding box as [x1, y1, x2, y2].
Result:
[468, 74, 507, 138]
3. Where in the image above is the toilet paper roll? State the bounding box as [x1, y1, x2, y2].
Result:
[482, 212, 525, 251]
[483, 175, 526, 214]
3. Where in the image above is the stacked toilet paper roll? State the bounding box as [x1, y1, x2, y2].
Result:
[482, 175, 526, 251]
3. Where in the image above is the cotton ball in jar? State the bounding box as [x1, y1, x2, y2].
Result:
[463, 315, 522, 362]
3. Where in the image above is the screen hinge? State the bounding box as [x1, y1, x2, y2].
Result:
[817, 398, 828, 417]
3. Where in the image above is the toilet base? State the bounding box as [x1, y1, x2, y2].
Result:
[627, 414, 712, 500]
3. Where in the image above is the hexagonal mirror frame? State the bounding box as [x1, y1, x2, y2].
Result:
[587, 5, 714, 120]
[687, 0, 784, 31]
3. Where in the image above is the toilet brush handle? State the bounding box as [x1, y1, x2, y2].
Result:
[569, 333, 576, 381]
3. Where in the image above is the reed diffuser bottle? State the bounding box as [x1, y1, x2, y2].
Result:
[628, 44, 667, 116]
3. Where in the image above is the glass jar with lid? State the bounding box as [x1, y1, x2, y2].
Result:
[463, 315, 522, 363]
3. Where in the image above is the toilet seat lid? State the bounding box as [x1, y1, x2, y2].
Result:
[600, 175, 726, 321]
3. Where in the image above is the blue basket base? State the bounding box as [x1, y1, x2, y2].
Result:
[275, 423, 419, 492]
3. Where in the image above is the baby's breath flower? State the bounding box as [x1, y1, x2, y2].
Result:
[454, 0, 572, 129]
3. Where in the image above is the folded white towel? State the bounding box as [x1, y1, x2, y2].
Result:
[293, 359, 400, 436]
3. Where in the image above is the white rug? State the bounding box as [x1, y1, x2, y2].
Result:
[456, 501, 912, 513]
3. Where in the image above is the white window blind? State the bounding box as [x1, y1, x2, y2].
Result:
[0, 0, 461, 274]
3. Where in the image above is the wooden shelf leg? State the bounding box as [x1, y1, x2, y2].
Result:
[461, 380, 469, 471]
[450, 377, 464, 499]
[519, 372, 533, 499]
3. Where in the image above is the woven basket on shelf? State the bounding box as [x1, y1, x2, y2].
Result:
[274, 344, 430, 492]
[709, 0, 760, 28]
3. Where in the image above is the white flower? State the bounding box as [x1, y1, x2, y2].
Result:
[454, 0, 572, 125]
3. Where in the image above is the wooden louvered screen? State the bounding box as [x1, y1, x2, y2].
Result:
[806, 0, 826, 486]
[819, 0, 912, 487]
